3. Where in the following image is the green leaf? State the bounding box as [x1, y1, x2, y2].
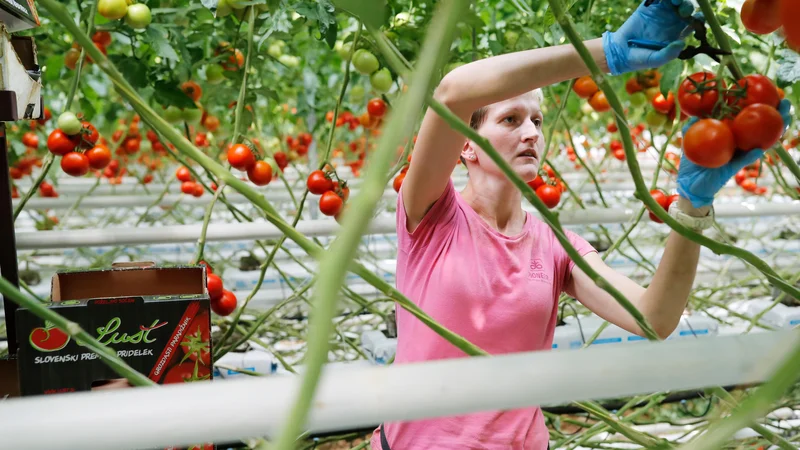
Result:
[79, 97, 97, 121]
[659, 59, 683, 97]
[153, 80, 196, 108]
[110, 55, 150, 89]
[331, 0, 386, 30]
[144, 25, 179, 61]
[257, 6, 293, 51]
[43, 55, 64, 83]
[543, 0, 579, 28]
[776, 49, 800, 85]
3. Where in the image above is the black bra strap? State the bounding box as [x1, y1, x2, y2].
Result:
[380, 423, 391, 450]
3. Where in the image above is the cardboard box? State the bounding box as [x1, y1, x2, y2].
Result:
[15, 262, 213, 396]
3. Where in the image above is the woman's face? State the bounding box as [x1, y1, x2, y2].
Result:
[463, 92, 544, 183]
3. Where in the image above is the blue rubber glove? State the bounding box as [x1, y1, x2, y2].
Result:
[676, 99, 794, 208]
[602, 0, 696, 75]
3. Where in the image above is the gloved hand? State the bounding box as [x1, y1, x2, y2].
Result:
[603, 0, 696, 75]
[676, 99, 794, 208]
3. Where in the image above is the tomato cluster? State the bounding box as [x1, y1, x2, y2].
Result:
[45, 112, 112, 178]
[349, 48, 393, 93]
[739, 0, 799, 51]
[680, 73, 787, 168]
[526, 165, 566, 209]
[734, 160, 769, 195]
[647, 189, 680, 223]
[572, 76, 610, 112]
[226, 143, 274, 187]
[307, 168, 349, 218]
[201, 264, 237, 316]
[97, 0, 152, 29]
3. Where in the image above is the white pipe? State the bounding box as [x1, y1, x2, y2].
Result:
[0, 331, 796, 450]
[14, 202, 800, 250]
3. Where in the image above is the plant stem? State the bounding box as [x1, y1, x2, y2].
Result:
[12, 154, 54, 221]
[231, 6, 256, 145]
[194, 182, 225, 263]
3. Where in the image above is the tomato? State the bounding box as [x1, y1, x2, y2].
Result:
[352, 49, 379, 75]
[182, 108, 203, 125]
[339, 183, 350, 201]
[740, 178, 757, 192]
[640, 70, 662, 88]
[61, 152, 90, 177]
[589, 90, 610, 112]
[740, 0, 781, 34]
[307, 170, 333, 194]
[47, 129, 79, 156]
[393, 172, 405, 193]
[665, 152, 681, 173]
[176, 166, 192, 182]
[163, 106, 183, 124]
[645, 109, 668, 128]
[181, 181, 198, 195]
[683, 119, 736, 168]
[731, 104, 785, 151]
[98, 0, 128, 20]
[535, 184, 561, 209]
[678, 72, 723, 117]
[247, 160, 273, 186]
[181, 81, 203, 101]
[86, 145, 111, 170]
[124, 138, 140, 154]
[319, 190, 344, 216]
[629, 92, 648, 107]
[612, 148, 626, 161]
[527, 175, 545, 190]
[79, 121, 99, 149]
[163, 362, 211, 384]
[367, 98, 387, 118]
[211, 290, 237, 316]
[648, 189, 668, 223]
[625, 77, 643, 94]
[206, 64, 225, 84]
[651, 92, 675, 115]
[180, 311, 210, 366]
[57, 112, 82, 135]
[92, 31, 112, 46]
[644, 87, 661, 102]
[781, 0, 800, 49]
[273, 151, 288, 170]
[728, 75, 780, 109]
[370, 68, 393, 93]
[39, 181, 55, 197]
[607, 122, 618, 133]
[124, 3, 152, 29]
[203, 115, 220, 132]
[227, 143, 256, 171]
[573, 76, 599, 99]
[206, 274, 224, 301]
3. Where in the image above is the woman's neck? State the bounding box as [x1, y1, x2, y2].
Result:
[460, 176, 526, 235]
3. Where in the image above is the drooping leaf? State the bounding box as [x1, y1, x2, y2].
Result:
[331, 0, 386, 30]
[144, 25, 179, 61]
[777, 49, 800, 85]
[153, 80, 196, 108]
[109, 55, 149, 89]
[659, 59, 684, 98]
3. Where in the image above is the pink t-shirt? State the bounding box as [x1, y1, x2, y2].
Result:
[371, 179, 596, 450]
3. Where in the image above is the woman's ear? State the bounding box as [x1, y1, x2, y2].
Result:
[461, 140, 477, 162]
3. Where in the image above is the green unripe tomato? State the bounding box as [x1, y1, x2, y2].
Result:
[629, 92, 648, 107]
[206, 64, 225, 84]
[98, 0, 128, 20]
[124, 3, 152, 29]
[350, 85, 365, 103]
[370, 68, 393, 93]
[182, 108, 203, 125]
[352, 49, 379, 75]
[216, 0, 232, 17]
[57, 112, 82, 135]
[504, 30, 519, 47]
[163, 106, 183, 124]
[645, 109, 668, 128]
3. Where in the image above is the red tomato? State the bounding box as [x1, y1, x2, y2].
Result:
[535, 184, 561, 209]
[47, 129, 79, 156]
[527, 175, 545, 190]
[573, 76, 599, 98]
[86, 145, 111, 170]
[607, 122, 618, 133]
[735, 169, 748, 185]
[180, 311, 210, 366]
[181, 81, 203, 102]
[678, 72, 724, 117]
[274, 151, 288, 170]
[206, 273, 224, 302]
[740, 0, 781, 34]
[60, 152, 90, 177]
[728, 75, 780, 109]
[211, 290, 237, 316]
[39, 181, 55, 197]
[732, 104, 785, 151]
[651, 92, 675, 115]
[683, 119, 735, 168]
[163, 362, 211, 384]
[247, 160, 273, 186]
[648, 189, 668, 223]
[192, 183, 204, 197]
[589, 90, 611, 112]
[610, 140, 623, 151]
[181, 181, 198, 195]
[22, 132, 39, 148]
[367, 98, 387, 118]
[782, 0, 800, 49]
[307, 170, 333, 195]
[612, 148, 626, 161]
[393, 172, 405, 193]
[319, 191, 344, 216]
[740, 178, 757, 192]
[227, 143, 256, 171]
[176, 166, 193, 182]
[625, 77, 643, 94]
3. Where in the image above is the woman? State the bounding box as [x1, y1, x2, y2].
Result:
[371, 0, 789, 448]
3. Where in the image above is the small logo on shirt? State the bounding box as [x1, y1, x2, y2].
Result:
[528, 258, 550, 282]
